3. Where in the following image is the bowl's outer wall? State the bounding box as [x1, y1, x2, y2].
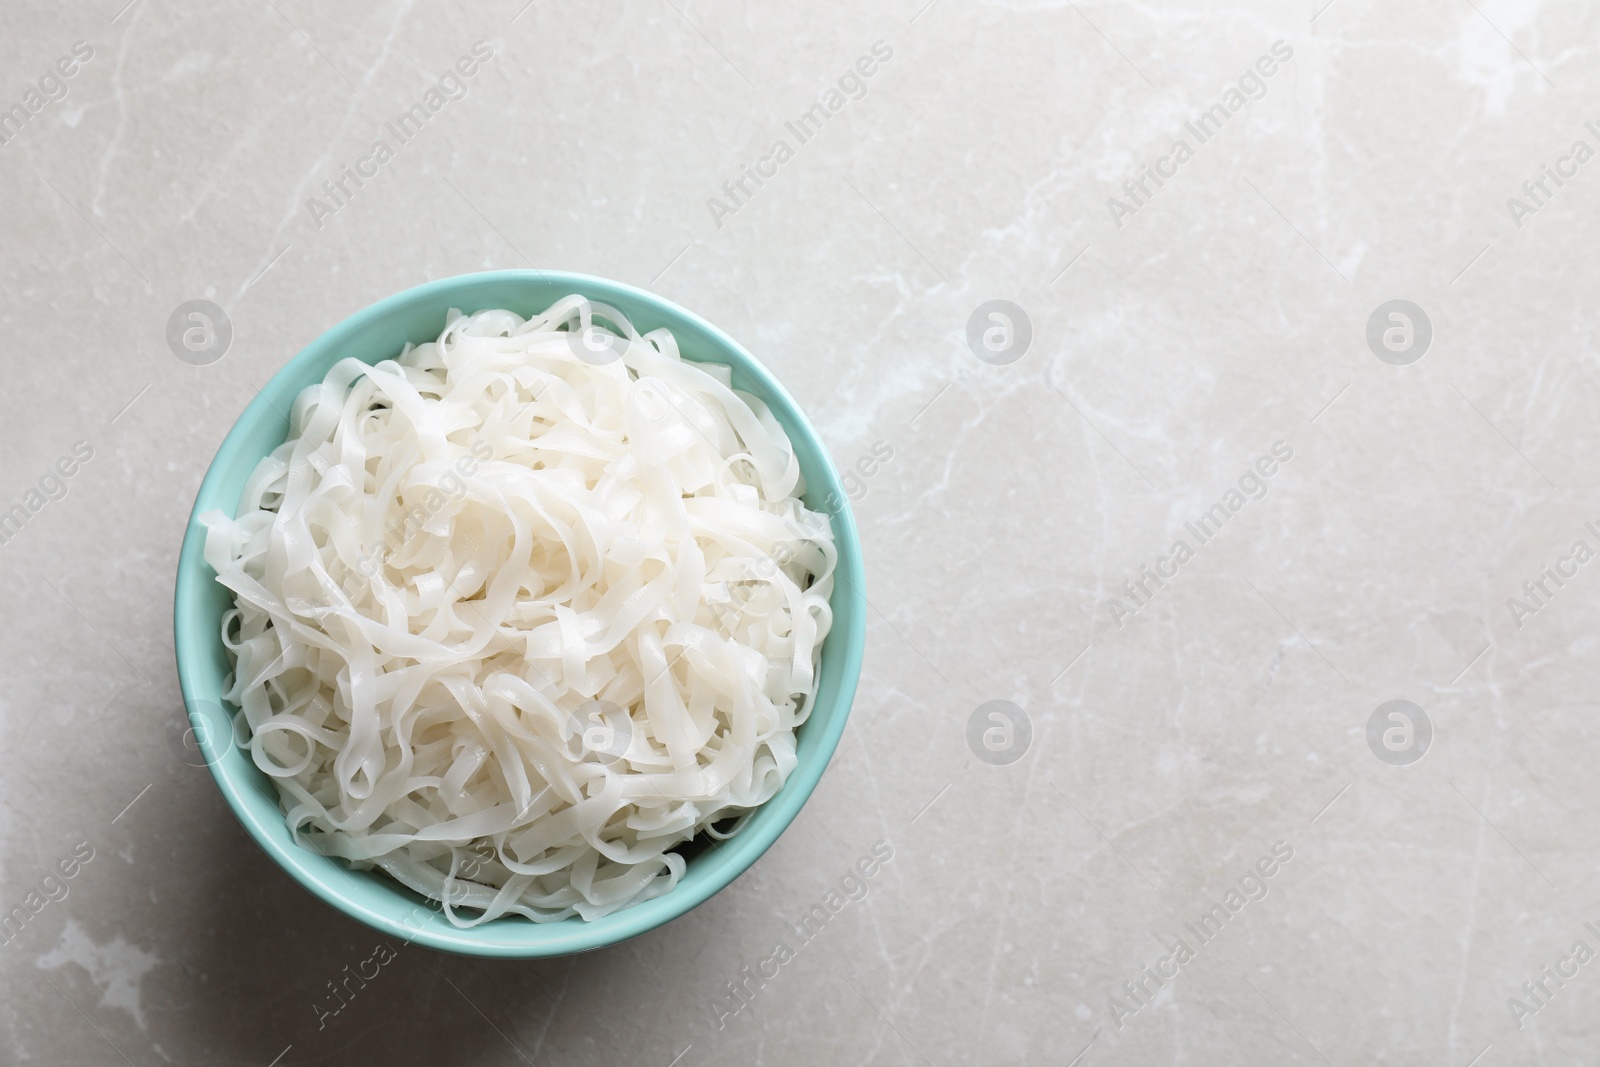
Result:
[173, 271, 866, 957]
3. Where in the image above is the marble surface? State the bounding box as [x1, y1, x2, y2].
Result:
[4, 0, 1600, 1063]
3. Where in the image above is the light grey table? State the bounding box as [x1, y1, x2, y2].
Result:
[3, 1, 1598, 1063]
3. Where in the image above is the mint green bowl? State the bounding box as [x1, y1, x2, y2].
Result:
[173, 270, 865, 957]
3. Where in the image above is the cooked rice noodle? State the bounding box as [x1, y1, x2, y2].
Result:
[200, 296, 836, 924]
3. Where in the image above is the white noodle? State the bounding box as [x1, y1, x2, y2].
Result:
[200, 296, 836, 924]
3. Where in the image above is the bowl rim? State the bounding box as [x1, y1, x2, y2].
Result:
[172, 269, 866, 957]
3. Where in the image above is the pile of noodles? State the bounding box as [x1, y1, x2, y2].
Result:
[200, 296, 835, 924]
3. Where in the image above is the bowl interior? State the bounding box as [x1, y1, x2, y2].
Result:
[173, 270, 865, 957]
